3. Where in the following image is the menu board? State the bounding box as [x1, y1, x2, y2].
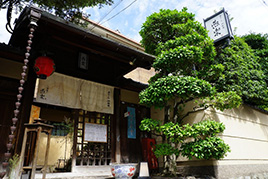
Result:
[84, 123, 107, 143]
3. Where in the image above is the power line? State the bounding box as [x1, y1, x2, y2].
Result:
[90, 0, 123, 30]
[96, 0, 123, 25]
[262, 0, 268, 6]
[100, 0, 137, 25]
[259, 0, 268, 9]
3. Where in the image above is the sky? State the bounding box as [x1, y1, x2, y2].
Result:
[0, 0, 268, 44]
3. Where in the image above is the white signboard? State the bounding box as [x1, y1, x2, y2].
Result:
[204, 9, 233, 43]
[84, 123, 107, 143]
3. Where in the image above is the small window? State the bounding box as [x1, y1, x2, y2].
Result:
[48, 121, 69, 136]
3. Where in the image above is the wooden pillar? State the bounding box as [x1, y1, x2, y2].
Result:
[114, 88, 121, 163]
[71, 110, 79, 172]
[30, 126, 41, 179]
[18, 128, 28, 178]
[42, 128, 52, 179]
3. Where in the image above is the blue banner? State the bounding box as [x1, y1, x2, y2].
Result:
[127, 107, 136, 139]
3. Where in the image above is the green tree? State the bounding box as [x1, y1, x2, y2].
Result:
[139, 8, 237, 176]
[140, 8, 195, 56]
[242, 33, 268, 85]
[1, 0, 113, 28]
[215, 36, 268, 111]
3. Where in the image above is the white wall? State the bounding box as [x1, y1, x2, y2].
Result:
[37, 133, 73, 169]
[179, 104, 268, 166]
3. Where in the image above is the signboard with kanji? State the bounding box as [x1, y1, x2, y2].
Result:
[84, 123, 107, 143]
[204, 8, 233, 43]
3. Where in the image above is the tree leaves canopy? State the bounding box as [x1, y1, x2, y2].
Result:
[139, 7, 240, 111]
[138, 7, 234, 167]
[242, 33, 268, 84]
[140, 8, 195, 56]
[140, 119, 230, 160]
[140, 7, 267, 112]
[1, 0, 113, 22]
[139, 75, 216, 108]
[141, 8, 222, 84]
[214, 36, 268, 109]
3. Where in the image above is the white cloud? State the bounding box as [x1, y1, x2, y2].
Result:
[225, 0, 268, 35]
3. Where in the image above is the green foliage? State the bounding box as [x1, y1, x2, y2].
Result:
[139, 8, 236, 174]
[242, 33, 268, 110]
[64, 116, 74, 135]
[208, 91, 242, 111]
[139, 76, 216, 108]
[153, 143, 180, 158]
[141, 8, 217, 81]
[154, 45, 204, 75]
[242, 33, 268, 51]
[155, 33, 206, 55]
[8, 153, 20, 168]
[139, 118, 161, 133]
[160, 122, 184, 143]
[1, 0, 113, 23]
[242, 33, 268, 84]
[189, 120, 225, 137]
[214, 36, 268, 109]
[180, 136, 230, 160]
[140, 119, 230, 160]
[258, 105, 268, 111]
[205, 64, 225, 82]
[140, 8, 195, 55]
[8, 154, 20, 179]
[139, 8, 240, 113]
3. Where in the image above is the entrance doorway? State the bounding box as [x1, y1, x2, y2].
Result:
[120, 102, 150, 163]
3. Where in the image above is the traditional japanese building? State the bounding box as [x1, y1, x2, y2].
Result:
[1, 5, 268, 179]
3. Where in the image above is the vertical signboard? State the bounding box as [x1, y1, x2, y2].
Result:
[127, 107, 136, 139]
[78, 52, 89, 70]
[204, 8, 233, 43]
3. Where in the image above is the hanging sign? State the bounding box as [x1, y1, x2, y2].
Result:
[78, 52, 89, 70]
[204, 8, 233, 43]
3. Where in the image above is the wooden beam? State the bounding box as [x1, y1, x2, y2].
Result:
[52, 36, 133, 65]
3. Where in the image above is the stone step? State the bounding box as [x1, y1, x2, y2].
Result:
[34, 173, 113, 179]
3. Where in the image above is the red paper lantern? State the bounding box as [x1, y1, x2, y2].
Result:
[34, 56, 55, 79]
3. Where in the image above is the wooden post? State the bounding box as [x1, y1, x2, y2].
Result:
[30, 126, 41, 179]
[18, 128, 28, 178]
[71, 110, 79, 172]
[42, 128, 52, 179]
[114, 89, 121, 163]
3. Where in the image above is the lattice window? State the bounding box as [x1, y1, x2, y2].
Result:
[76, 110, 112, 166]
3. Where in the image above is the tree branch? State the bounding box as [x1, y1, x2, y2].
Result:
[173, 97, 194, 123]
[179, 104, 212, 123]
[0, 0, 10, 8]
[151, 132, 164, 137]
